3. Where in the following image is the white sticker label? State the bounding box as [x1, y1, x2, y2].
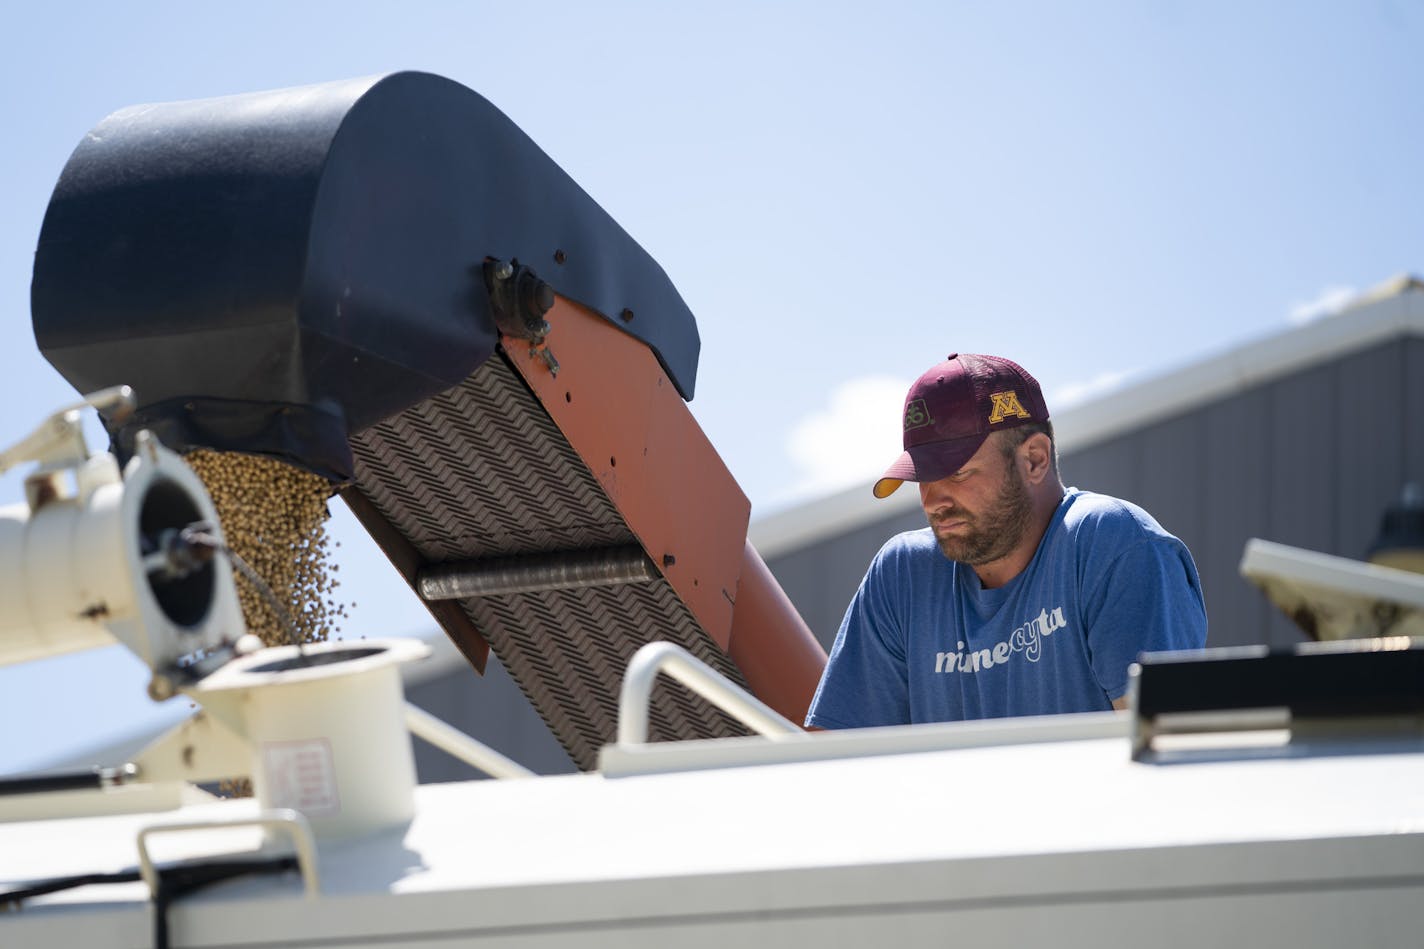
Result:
[263, 739, 340, 816]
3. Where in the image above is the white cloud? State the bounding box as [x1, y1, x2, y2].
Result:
[782, 375, 909, 500]
[1049, 369, 1137, 410]
[1288, 284, 1358, 325]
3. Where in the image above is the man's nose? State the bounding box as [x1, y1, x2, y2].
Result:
[920, 479, 957, 510]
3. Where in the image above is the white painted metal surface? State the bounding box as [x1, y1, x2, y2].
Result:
[3, 715, 1421, 947]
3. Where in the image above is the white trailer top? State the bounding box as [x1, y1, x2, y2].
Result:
[3, 711, 1422, 948]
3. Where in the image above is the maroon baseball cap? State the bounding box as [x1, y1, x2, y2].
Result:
[873, 354, 1050, 498]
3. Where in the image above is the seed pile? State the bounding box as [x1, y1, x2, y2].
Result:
[185, 450, 347, 646]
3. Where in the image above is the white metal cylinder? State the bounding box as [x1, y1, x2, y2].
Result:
[196, 639, 431, 839]
[0, 438, 245, 670]
[0, 457, 133, 664]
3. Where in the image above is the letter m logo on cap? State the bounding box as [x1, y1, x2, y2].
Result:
[988, 390, 1031, 424]
[904, 398, 934, 432]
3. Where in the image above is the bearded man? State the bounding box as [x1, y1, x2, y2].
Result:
[804, 354, 1207, 728]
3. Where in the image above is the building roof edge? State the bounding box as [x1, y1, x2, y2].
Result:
[750, 281, 1424, 559]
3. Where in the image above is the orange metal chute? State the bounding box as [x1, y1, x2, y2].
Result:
[503, 295, 827, 725]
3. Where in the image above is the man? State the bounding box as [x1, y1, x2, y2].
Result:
[805, 353, 1206, 728]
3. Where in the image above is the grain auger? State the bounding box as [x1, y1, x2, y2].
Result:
[31, 71, 827, 769]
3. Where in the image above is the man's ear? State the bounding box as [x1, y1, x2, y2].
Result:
[1019, 433, 1053, 485]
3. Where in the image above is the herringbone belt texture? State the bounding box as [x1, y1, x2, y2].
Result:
[349, 349, 751, 770]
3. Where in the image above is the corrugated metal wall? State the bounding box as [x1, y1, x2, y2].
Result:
[764, 336, 1424, 652]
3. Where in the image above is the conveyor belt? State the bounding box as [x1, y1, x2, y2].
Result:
[349, 351, 751, 770]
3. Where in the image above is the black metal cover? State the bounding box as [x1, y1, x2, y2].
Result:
[32, 71, 701, 480]
[1133, 639, 1424, 720]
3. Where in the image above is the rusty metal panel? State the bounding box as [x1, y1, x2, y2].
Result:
[501, 297, 751, 651]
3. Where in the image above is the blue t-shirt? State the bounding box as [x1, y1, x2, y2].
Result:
[805, 489, 1207, 728]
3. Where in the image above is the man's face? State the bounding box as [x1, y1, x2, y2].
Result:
[918, 434, 1032, 566]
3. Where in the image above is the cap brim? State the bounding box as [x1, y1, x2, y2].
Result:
[872, 476, 904, 499]
[871, 434, 989, 499]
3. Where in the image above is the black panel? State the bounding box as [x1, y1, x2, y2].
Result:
[1135, 640, 1424, 719]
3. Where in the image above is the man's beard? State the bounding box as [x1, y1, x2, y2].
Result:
[930, 463, 1032, 566]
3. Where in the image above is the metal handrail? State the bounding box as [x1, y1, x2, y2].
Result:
[404, 702, 535, 779]
[136, 808, 319, 898]
[617, 641, 800, 745]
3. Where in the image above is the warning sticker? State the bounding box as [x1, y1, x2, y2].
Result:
[263, 739, 340, 816]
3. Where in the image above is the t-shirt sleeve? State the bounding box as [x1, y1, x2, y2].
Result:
[804, 547, 911, 729]
[1082, 538, 1208, 700]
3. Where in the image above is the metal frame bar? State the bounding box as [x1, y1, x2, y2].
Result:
[136, 809, 319, 899]
[404, 703, 536, 779]
[617, 642, 800, 745]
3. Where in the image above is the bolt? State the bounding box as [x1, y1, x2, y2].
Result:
[553, 249, 567, 264]
[527, 281, 555, 317]
[620, 308, 635, 322]
[493, 260, 514, 280]
[148, 674, 175, 702]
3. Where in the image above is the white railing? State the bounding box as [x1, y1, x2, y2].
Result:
[404, 702, 535, 780]
[617, 642, 800, 745]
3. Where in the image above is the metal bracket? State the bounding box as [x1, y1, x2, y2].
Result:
[1128, 639, 1424, 762]
[483, 258, 555, 343]
[136, 809, 320, 899]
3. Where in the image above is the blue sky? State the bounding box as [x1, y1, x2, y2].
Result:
[1, 1, 1421, 772]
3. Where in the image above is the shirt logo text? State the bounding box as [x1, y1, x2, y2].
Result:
[934, 605, 1067, 674]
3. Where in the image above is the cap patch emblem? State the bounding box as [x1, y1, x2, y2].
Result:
[988, 390, 1031, 424]
[904, 398, 934, 432]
